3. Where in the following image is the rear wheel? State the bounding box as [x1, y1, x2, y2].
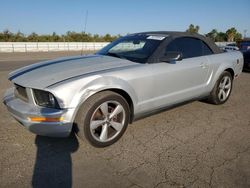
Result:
[208, 71, 233, 105]
[74, 91, 130, 147]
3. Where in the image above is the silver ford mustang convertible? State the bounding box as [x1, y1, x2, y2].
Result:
[3, 31, 243, 147]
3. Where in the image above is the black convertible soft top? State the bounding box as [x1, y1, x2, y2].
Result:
[133, 31, 222, 54]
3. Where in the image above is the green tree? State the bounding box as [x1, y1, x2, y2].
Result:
[0, 30, 121, 42]
[216, 32, 227, 42]
[27, 32, 39, 42]
[234, 32, 242, 41]
[226, 28, 237, 42]
[14, 31, 26, 42]
[226, 27, 242, 42]
[93, 34, 100, 42]
[206, 29, 218, 41]
[206, 29, 229, 42]
[51, 32, 60, 42]
[103, 34, 112, 42]
[1, 29, 14, 41]
[186, 24, 200, 33]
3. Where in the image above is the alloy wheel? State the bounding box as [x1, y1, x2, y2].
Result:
[89, 101, 125, 142]
[218, 75, 231, 102]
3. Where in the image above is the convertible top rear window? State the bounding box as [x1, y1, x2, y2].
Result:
[97, 35, 163, 63]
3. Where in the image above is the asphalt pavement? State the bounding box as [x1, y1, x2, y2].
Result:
[0, 52, 249, 188]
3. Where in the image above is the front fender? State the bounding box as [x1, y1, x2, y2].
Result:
[63, 76, 137, 120]
[72, 76, 137, 107]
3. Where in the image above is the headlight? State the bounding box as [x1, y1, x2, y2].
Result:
[33, 89, 60, 109]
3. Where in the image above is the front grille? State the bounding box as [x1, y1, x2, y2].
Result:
[14, 84, 28, 102]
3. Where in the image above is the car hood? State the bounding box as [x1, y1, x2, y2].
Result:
[9, 54, 137, 89]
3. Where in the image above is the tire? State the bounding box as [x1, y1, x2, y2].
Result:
[74, 91, 130, 147]
[207, 71, 233, 105]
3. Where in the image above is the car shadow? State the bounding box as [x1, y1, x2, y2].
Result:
[32, 134, 79, 188]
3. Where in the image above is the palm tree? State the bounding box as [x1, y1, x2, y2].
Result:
[186, 24, 200, 33]
[226, 28, 237, 42]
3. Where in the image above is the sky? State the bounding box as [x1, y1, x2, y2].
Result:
[0, 0, 250, 37]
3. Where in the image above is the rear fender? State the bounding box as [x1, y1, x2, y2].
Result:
[207, 65, 234, 93]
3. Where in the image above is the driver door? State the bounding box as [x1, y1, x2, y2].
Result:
[148, 37, 211, 109]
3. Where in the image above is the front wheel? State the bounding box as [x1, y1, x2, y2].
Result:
[74, 91, 130, 147]
[208, 71, 233, 105]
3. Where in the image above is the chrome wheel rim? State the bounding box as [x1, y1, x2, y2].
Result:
[218, 75, 231, 102]
[90, 101, 125, 142]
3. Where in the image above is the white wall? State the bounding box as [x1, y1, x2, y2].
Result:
[0, 42, 110, 52]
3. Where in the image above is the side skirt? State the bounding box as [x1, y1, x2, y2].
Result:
[132, 95, 209, 123]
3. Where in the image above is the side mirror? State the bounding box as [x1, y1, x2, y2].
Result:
[160, 51, 182, 63]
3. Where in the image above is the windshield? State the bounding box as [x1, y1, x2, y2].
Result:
[97, 35, 164, 63]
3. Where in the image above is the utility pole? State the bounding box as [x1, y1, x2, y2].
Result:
[83, 10, 88, 34]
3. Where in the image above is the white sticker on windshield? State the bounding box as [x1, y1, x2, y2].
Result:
[147, 36, 166, 40]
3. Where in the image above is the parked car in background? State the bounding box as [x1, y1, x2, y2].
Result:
[239, 40, 250, 71]
[3, 31, 244, 147]
[239, 40, 250, 52]
[221, 43, 239, 52]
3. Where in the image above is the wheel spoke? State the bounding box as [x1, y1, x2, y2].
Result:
[219, 82, 223, 88]
[110, 121, 123, 132]
[224, 82, 231, 89]
[90, 120, 105, 130]
[218, 89, 223, 99]
[100, 124, 108, 141]
[222, 77, 227, 87]
[109, 105, 123, 119]
[100, 102, 109, 117]
[221, 90, 226, 100]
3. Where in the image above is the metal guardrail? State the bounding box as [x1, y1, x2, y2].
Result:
[0, 42, 110, 52]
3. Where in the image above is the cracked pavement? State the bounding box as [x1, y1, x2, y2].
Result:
[0, 52, 250, 188]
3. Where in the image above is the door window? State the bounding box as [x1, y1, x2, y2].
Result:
[165, 37, 213, 59]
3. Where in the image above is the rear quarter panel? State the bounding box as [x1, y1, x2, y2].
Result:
[205, 51, 243, 93]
